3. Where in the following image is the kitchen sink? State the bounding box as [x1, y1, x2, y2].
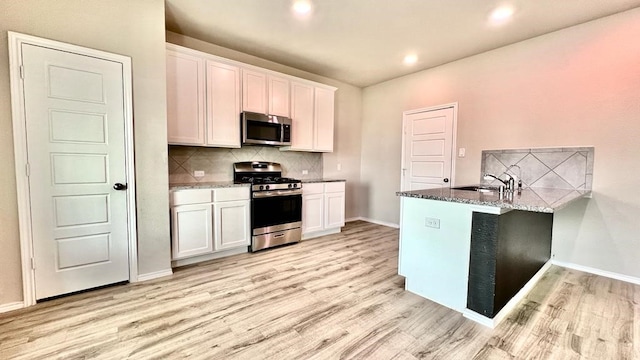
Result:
[451, 185, 502, 193]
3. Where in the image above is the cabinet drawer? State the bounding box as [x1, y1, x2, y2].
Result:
[171, 189, 213, 206]
[213, 187, 250, 202]
[325, 182, 345, 193]
[303, 183, 324, 195]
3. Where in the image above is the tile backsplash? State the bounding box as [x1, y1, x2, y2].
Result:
[481, 147, 594, 190]
[169, 145, 323, 183]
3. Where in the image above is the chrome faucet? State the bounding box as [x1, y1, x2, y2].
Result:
[507, 164, 523, 192]
[483, 173, 515, 192]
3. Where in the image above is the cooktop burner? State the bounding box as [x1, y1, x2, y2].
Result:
[238, 176, 301, 185]
[233, 162, 302, 184]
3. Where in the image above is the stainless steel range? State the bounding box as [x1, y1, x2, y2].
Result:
[233, 162, 302, 252]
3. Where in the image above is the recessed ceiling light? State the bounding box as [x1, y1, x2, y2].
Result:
[403, 54, 418, 66]
[489, 5, 515, 24]
[292, 0, 312, 15]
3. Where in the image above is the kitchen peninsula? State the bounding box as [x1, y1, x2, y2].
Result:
[396, 186, 590, 327]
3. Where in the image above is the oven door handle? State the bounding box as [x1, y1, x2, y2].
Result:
[253, 189, 303, 198]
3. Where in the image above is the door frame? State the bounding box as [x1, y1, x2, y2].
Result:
[401, 102, 459, 191]
[8, 31, 139, 307]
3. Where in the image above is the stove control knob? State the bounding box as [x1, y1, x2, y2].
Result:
[288, 184, 292, 188]
[265, 185, 270, 190]
[259, 185, 264, 191]
[293, 183, 298, 188]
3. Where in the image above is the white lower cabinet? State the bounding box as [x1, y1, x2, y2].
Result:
[302, 192, 324, 234]
[170, 187, 250, 262]
[324, 191, 346, 229]
[214, 200, 250, 251]
[171, 203, 214, 259]
[302, 181, 346, 239]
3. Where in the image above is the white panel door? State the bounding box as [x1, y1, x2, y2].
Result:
[289, 81, 314, 150]
[206, 60, 240, 148]
[401, 107, 455, 191]
[22, 43, 130, 300]
[314, 87, 335, 152]
[166, 48, 205, 145]
[214, 200, 250, 250]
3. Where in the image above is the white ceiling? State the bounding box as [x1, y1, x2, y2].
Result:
[165, 0, 640, 87]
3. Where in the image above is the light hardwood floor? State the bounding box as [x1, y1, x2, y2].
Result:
[1, 221, 638, 359]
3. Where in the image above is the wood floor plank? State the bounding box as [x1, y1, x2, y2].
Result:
[0, 220, 638, 359]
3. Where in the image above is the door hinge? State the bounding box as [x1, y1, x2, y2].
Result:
[19, 65, 24, 80]
[25, 163, 30, 177]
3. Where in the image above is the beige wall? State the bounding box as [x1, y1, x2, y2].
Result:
[0, 0, 171, 306]
[166, 32, 363, 220]
[361, 8, 640, 277]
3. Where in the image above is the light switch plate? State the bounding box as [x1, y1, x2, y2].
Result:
[458, 148, 466, 157]
[302, 170, 309, 175]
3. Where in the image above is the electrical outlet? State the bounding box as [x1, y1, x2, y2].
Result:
[194, 170, 205, 177]
[425, 217, 440, 229]
[337, 163, 342, 171]
[302, 170, 309, 175]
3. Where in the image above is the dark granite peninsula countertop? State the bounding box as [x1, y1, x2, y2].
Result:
[396, 186, 591, 213]
[169, 182, 250, 190]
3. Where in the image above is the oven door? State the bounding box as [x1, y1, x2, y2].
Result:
[251, 192, 302, 235]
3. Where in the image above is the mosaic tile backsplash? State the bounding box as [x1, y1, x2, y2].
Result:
[480, 147, 594, 190]
[168, 145, 323, 183]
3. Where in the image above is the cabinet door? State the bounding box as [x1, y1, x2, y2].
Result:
[302, 193, 324, 234]
[269, 75, 290, 117]
[289, 81, 314, 150]
[171, 204, 213, 259]
[206, 60, 241, 148]
[314, 87, 335, 152]
[242, 69, 267, 113]
[214, 200, 251, 250]
[324, 191, 345, 229]
[166, 48, 205, 145]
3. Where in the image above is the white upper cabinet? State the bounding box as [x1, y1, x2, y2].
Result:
[284, 81, 336, 152]
[268, 75, 290, 117]
[166, 43, 334, 152]
[289, 81, 314, 150]
[242, 68, 267, 114]
[242, 69, 290, 117]
[314, 86, 336, 152]
[206, 60, 241, 148]
[166, 48, 205, 145]
[166, 43, 240, 148]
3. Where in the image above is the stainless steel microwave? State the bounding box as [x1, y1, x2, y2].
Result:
[241, 111, 291, 146]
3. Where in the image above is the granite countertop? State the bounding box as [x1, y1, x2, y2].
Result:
[169, 182, 249, 190]
[396, 185, 591, 213]
[301, 179, 346, 183]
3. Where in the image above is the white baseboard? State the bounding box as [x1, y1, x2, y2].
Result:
[136, 268, 173, 282]
[345, 217, 362, 223]
[552, 260, 640, 285]
[358, 217, 400, 229]
[464, 260, 552, 328]
[0, 301, 24, 314]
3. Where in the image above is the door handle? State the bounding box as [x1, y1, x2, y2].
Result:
[113, 183, 128, 191]
[443, 178, 449, 183]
